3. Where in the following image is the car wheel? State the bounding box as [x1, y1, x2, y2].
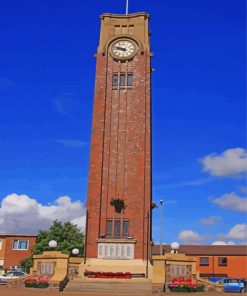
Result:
[240, 288, 244, 293]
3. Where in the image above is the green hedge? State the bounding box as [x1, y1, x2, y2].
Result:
[25, 282, 49, 288]
[170, 285, 204, 292]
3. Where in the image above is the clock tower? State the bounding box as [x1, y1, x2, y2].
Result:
[85, 12, 152, 272]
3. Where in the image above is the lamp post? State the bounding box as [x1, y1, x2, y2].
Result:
[159, 199, 164, 255]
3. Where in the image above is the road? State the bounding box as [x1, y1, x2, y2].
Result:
[0, 286, 246, 296]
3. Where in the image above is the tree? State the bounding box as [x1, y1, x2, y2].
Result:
[20, 220, 84, 271]
[32, 220, 84, 256]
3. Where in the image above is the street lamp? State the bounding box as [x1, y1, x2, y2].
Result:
[72, 248, 80, 256]
[171, 242, 179, 253]
[48, 240, 57, 249]
[159, 199, 164, 255]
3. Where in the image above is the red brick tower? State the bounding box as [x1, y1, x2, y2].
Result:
[85, 13, 152, 265]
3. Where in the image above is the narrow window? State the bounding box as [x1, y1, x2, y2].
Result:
[0, 240, 2, 250]
[19, 240, 28, 250]
[114, 220, 121, 236]
[120, 74, 126, 87]
[218, 257, 227, 266]
[127, 73, 133, 87]
[12, 240, 19, 250]
[112, 74, 119, 88]
[106, 220, 112, 235]
[123, 220, 129, 235]
[199, 257, 209, 266]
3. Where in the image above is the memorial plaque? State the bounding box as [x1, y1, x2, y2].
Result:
[39, 262, 55, 276]
[98, 243, 134, 259]
[170, 265, 187, 277]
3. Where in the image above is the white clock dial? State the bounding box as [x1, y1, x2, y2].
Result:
[111, 40, 137, 60]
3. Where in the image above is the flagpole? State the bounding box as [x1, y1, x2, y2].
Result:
[126, 0, 129, 15]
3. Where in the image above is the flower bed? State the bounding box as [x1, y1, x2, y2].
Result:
[84, 270, 132, 279]
[168, 277, 204, 292]
[24, 275, 49, 288]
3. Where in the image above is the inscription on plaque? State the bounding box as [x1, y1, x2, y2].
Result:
[167, 264, 192, 281]
[39, 262, 55, 276]
[98, 243, 134, 259]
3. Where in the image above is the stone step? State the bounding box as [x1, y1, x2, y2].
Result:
[63, 279, 152, 294]
[65, 283, 151, 289]
[70, 278, 150, 284]
[64, 288, 151, 295]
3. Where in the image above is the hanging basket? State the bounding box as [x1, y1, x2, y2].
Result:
[110, 197, 126, 213]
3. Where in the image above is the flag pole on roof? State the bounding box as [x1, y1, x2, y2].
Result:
[126, 0, 129, 15]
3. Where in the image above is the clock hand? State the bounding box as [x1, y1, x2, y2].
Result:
[116, 46, 126, 51]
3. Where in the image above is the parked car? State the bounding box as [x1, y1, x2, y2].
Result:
[217, 278, 229, 284]
[220, 278, 244, 293]
[0, 271, 27, 284]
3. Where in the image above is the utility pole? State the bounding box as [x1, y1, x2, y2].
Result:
[160, 199, 164, 255]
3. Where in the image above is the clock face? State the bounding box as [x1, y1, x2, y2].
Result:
[110, 39, 137, 60]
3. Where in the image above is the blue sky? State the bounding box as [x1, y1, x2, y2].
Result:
[0, 0, 246, 245]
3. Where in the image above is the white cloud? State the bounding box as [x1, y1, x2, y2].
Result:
[211, 192, 247, 212]
[200, 216, 221, 225]
[0, 193, 86, 234]
[201, 147, 247, 176]
[178, 230, 205, 244]
[211, 240, 236, 245]
[226, 223, 247, 240]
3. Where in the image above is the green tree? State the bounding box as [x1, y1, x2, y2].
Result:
[20, 256, 33, 273]
[20, 220, 84, 271]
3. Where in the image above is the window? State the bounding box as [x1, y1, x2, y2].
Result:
[218, 257, 227, 266]
[199, 257, 209, 266]
[12, 240, 29, 250]
[114, 220, 121, 236]
[112, 74, 119, 88]
[123, 220, 129, 235]
[0, 240, 2, 250]
[106, 220, 112, 235]
[127, 73, 133, 87]
[112, 73, 133, 89]
[120, 74, 126, 87]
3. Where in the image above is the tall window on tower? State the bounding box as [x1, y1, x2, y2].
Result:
[112, 73, 133, 89]
[105, 219, 129, 237]
[106, 220, 112, 235]
[120, 73, 126, 88]
[114, 220, 121, 236]
[127, 73, 133, 87]
[112, 74, 119, 88]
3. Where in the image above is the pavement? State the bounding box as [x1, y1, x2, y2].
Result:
[0, 286, 246, 296]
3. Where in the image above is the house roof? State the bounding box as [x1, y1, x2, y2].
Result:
[0, 233, 37, 238]
[152, 244, 247, 256]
